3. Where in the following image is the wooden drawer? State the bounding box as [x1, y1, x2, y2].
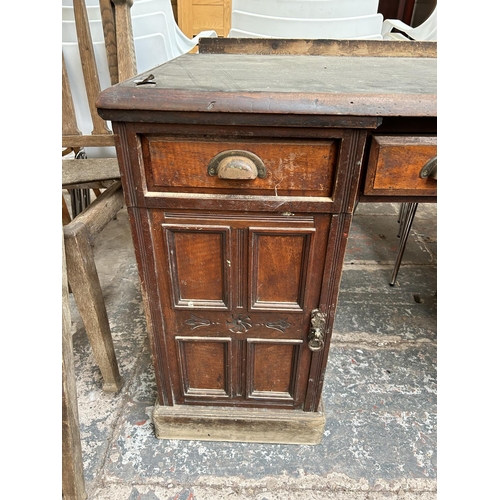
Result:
[141, 136, 337, 197]
[364, 135, 437, 196]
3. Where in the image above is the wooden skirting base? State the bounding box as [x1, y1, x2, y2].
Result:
[152, 401, 326, 445]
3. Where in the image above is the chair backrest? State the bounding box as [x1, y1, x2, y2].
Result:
[231, 0, 379, 19]
[63, 0, 216, 158]
[228, 0, 383, 40]
[62, 0, 136, 158]
[229, 11, 384, 40]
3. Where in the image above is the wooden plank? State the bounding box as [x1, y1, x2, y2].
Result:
[62, 134, 116, 148]
[62, 232, 86, 500]
[112, 0, 137, 80]
[65, 181, 123, 241]
[62, 53, 82, 137]
[73, 0, 111, 135]
[62, 157, 121, 186]
[64, 184, 124, 393]
[199, 38, 437, 58]
[152, 400, 326, 444]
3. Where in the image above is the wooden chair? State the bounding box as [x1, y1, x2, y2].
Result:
[228, 0, 384, 40]
[62, 0, 218, 143]
[62, 0, 139, 393]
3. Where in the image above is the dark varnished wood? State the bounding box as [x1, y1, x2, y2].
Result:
[97, 53, 436, 119]
[142, 136, 337, 197]
[98, 48, 437, 441]
[148, 210, 331, 409]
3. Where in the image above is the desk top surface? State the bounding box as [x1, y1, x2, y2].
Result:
[97, 53, 436, 118]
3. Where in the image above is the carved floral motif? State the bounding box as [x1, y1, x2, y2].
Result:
[226, 314, 252, 333]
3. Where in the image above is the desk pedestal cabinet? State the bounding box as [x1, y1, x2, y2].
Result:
[97, 52, 436, 444]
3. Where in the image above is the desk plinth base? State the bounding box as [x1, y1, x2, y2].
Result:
[152, 401, 325, 445]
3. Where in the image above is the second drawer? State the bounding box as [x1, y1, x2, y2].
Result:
[364, 135, 437, 197]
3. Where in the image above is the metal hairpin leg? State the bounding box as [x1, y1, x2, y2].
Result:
[390, 202, 418, 286]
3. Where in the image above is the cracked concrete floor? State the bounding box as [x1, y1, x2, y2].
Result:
[68, 201, 437, 499]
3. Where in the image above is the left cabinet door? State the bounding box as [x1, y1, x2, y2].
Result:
[149, 210, 331, 409]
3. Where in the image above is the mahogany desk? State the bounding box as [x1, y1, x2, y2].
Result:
[97, 45, 436, 444]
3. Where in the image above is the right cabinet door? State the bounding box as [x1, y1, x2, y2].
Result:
[149, 210, 333, 410]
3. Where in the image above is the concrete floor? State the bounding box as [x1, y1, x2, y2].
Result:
[69, 201, 437, 499]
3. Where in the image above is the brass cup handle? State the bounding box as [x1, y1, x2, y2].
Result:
[207, 150, 267, 180]
[419, 156, 437, 180]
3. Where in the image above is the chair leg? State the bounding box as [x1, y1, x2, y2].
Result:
[62, 232, 87, 500]
[64, 222, 123, 392]
[390, 202, 418, 286]
[62, 194, 72, 226]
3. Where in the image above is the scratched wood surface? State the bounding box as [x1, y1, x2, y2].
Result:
[97, 53, 436, 118]
[199, 38, 437, 58]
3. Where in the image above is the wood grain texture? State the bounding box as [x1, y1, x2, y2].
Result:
[247, 339, 302, 400]
[63, 183, 124, 393]
[176, 336, 232, 397]
[178, 0, 231, 37]
[100, 0, 119, 85]
[64, 217, 123, 392]
[62, 134, 116, 148]
[143, 137, 336, 196]
[126, 207, 175, 406]
[249, 228, 314, 311]
[364, 135, 437, 196]
[152, 399, 325, 444]
[199, 38, 437, 58]
[148, 210, 329, 409]
[64, 181, 123, 242]
[164, 224, 231, 309]
[112, 0, 137, 80]
[62, 54, 81, 137]
[62, 232, 87, 500]
[73, 0, 111, 136]
[62, 157, 120, 186]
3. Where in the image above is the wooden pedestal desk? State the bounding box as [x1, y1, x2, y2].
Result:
[96, 46, 436, 445]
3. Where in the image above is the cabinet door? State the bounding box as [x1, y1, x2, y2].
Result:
[150, 210, 331, 409]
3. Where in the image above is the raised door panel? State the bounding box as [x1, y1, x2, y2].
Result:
[163, 224, 231, 310]
[176, 336, 232, 398]
[246, 339, 302, 401]
[249, 227, 314, 312]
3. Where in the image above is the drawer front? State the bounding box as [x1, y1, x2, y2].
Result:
[142, 136, 337, 197]
[364, 135, 437, 196]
